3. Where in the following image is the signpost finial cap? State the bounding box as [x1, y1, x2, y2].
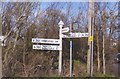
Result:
[58, 20, 64, 26]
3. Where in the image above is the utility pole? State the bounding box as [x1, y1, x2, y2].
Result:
[87, 0, 94, 77]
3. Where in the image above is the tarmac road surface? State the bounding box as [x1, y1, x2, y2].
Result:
[112, 62, 120, 77]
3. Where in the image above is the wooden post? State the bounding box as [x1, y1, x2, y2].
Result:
[87, 0, 94, 77]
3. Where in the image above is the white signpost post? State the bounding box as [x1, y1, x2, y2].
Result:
[58, 21, 64, 76]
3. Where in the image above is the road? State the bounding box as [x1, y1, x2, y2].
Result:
[110, 53, 120, 77]
[112, 63, 120, 77]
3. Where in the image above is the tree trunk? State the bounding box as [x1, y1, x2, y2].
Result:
[0, 9, 2, 78]
[23, 39, 28, 77]
[103, 30, 106, 75]
[97, 31, 100, 72]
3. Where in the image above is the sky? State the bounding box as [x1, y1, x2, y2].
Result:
[39, 2, 118, 15]
[0, 0, 119, 2]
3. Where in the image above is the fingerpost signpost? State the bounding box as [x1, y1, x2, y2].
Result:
[32, 21, 89, 77]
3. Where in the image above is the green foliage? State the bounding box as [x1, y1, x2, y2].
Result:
[74, 60, 81, 64]
[94, 73, 115, 77]
[51, 74, 60, 77]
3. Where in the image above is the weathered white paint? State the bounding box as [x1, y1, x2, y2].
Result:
[62, 33, 88, 38]
[62, 27, 69, 33]
[32, 38, 60, 44]
[33, 45, 61, 50]
[58, 20, 64, 76]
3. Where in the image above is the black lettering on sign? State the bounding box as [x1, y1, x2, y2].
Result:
[36, 39, 40, 42]
[82, 34, 84, 37]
